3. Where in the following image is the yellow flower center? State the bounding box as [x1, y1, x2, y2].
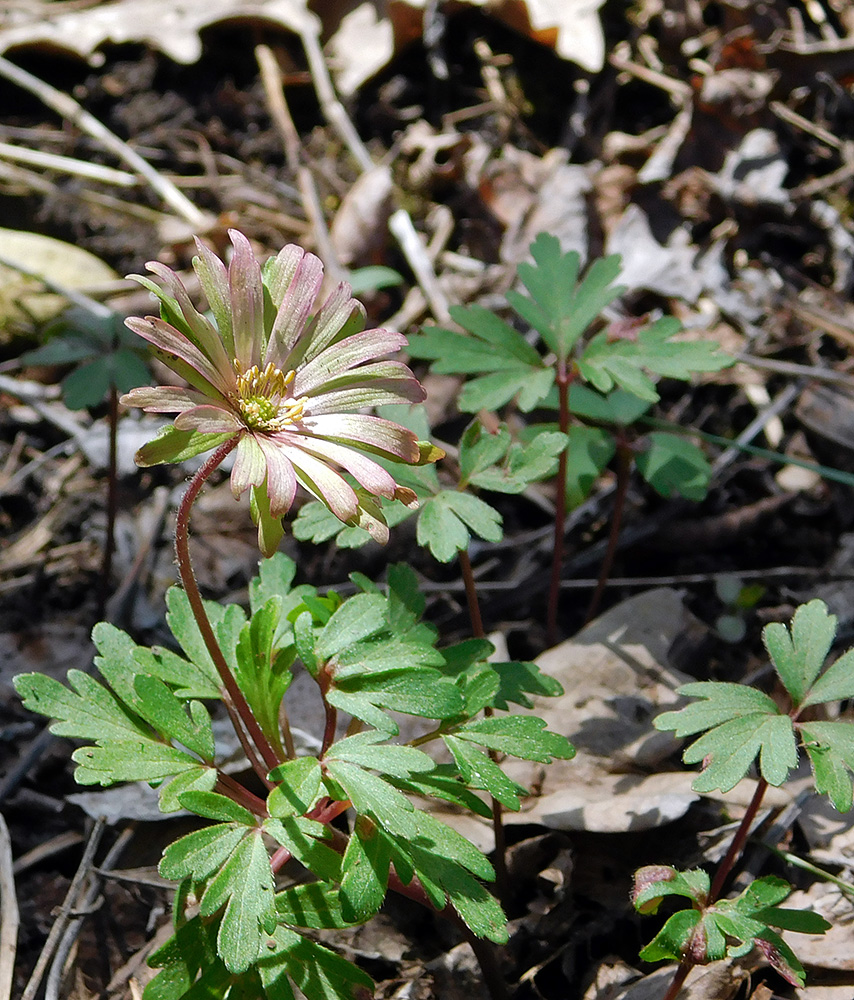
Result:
[233, 361, 308, 431]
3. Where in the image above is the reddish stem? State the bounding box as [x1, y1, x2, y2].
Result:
[709, 777, 768, 903]
[584, 441, 633, 625]
[547, 364, 573, 645]
[174, 438, 281, 774]
[661, 777, 769, 1000]
[214, 772, 268, 816]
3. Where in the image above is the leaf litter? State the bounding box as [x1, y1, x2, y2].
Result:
[4, 1, 854, 998]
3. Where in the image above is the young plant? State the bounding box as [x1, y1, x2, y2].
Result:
[634, 599, 854, 998]
[13, 231, 574, 1000]
[406, 233, 733, 641]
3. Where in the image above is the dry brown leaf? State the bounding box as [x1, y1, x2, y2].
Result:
[326, 0, 606, 95]
[0, 0, 316, 65]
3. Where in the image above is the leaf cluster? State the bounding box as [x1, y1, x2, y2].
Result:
[15, 555, 573, 998]
[632, 868, 829, 986]
[406, 232, 731, 412]
[656, 599, 854, 810]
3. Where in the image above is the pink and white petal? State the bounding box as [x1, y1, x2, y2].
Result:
[292, 330, 408, 395]
[268, 252, 324, 365]
[299, 413, 420, 461]
[263, 244, 303, 310]
[228, 230, 264, 369]
[174, 405, 243, 434]
[126, 317, 231, 396]
[285, 435, 398, 499]
[275, 444, 359, 522]
[255, 437, 297, 518]
[144, 262, 232, 373]
[230, 434, 267, 498]
[193, 239, 234, 356]
[120, 385, 212, 412]
[304, 381, 426, 415]
[301, 362, 426, 406]
[298, 282, 366, 365]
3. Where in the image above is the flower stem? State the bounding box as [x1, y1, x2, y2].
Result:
[174, 438, 281, 774]
[458, 549, 508, 905]
[584, 440, 632, 625]
[547, 364, 573, 646]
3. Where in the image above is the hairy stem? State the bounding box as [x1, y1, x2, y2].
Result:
[174, 438, 280, 774]
[547, 364, 573, 645]
[584, 441, 633, 625]
[458, 548, 509, 903]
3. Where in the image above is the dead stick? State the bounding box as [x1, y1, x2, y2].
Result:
[0, 814, 19, 1000]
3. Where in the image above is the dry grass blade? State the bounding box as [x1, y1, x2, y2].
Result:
[0, 55, 209, 228]
[21, 819, 106, 1000]
[0, 813, 19, 1000]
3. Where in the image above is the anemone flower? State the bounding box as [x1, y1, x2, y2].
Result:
[121, 230, 430, 554]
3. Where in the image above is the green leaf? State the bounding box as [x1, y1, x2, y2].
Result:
[458, 421, 511, 486]
[326, 731, 436, 776]
[655, 682, 780, 736]
[469, 431, 569, 494]
[490, 661, 563, 710]
[325, 759, 414, 829]
[508, 234, 625, 361]
[635, 432, 712, 501]
[258, 924, 374, 1000]
[165, 587, 230, 691]
[444, 492, 503, 542]
[451, 715, 575, 762]
[800, 720, 854, 811]
[801, 648, 854, 708]
[275, 882, 362, 930]
[682, 714, 798, 792]
[160, 824, 249, 882]
[234, 597, 293, 755]
[763, 600, 837, 706]
[347, 265, 404, 293]
[199, 830, 276, 973]
[568, 384, 651, 425]
[443, 735, 526, 809]
[14, 669, 150, 743]
[416, 493, 473, 562]
[71, 741, 201, 785]
[157, 766, 217, 813]
[632, 866, 710, 913]
[639, 907, 701, 962]
[563, 424, 615, 508]
[577, 316, 732, 402]
[133, 675, 215, 761]
[62, 358, 112, 409]
[263, 816, 342, 882]
[316, 594, 388, 660]
[135, 424, 233, 467]
[143, 914, 222, 1000]
[178, 791, 257, 825]
[464, 367, 555, 413]
[132, 645, 220, 700]
[340, 816, 392, 922]
[329, 668, 464, 730]
[267, 757, 323, 817]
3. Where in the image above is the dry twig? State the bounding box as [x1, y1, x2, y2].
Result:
[0, 814, 18, 1000]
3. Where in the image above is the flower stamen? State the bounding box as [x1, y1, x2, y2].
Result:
[233, 361, 308, 431]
